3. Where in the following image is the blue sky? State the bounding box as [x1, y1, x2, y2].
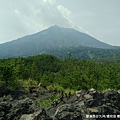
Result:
[0, 0, 120, 46]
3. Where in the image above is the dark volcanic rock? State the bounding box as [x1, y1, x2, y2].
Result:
[0, 89, 120, 120]
[0, 97, 50, 120]
[52, 89, 120, 120]
[53, 101, 84, 120]
[19, 109, 50, 120]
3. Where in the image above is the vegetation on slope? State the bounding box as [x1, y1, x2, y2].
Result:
[0, 54, 120, 92]
[46, 46, 120, 60]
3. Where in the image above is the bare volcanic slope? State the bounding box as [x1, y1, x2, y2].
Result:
[0, 25, 113, 58]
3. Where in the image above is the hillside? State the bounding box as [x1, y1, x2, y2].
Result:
[0, 25, 115, 59]
[46, 46, 120, 59]
[0, 54, 120, 119]
[0, 54, 120, 91]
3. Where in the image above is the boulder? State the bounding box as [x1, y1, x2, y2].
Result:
[53, 89, 120, 120]
[0, 89, 120, 120]
[20, 109, 50, 120]
[0, 97, 50, 120]
[53, 104, 83, 120]
[0, 101, 12, 119]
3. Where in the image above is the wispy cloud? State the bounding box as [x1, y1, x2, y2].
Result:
[43, 0, 56, 5]
[57, 5, 74, 26]
[57, 5, 94, 37]
[57, 5, 71, 19]
[0, 0, 94, 44]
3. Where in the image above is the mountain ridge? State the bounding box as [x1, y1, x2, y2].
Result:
[0, 25, 118, 59]
[0, 25, 112, 47]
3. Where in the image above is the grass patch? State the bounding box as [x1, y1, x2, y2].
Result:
[37, 98, 53, 109]
[37, 93, 60, 109]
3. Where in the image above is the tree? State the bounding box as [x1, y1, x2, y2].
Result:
[0, 63, 14, 89]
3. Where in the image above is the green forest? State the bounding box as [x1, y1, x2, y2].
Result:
[0, 54, 120, 92]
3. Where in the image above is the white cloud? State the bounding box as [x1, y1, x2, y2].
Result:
[43, 0, 56, 5]
[57, 5, 75, 27]
[57, 5, 71, 19]
[14, 9, 21, 15]
[0, 0, 94, 44]
[56, 5, 94, 37]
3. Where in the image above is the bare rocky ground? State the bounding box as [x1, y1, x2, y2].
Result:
[0, 87, 120, 120]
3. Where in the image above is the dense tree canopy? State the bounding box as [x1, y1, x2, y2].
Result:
[0, 54, 120, 91]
